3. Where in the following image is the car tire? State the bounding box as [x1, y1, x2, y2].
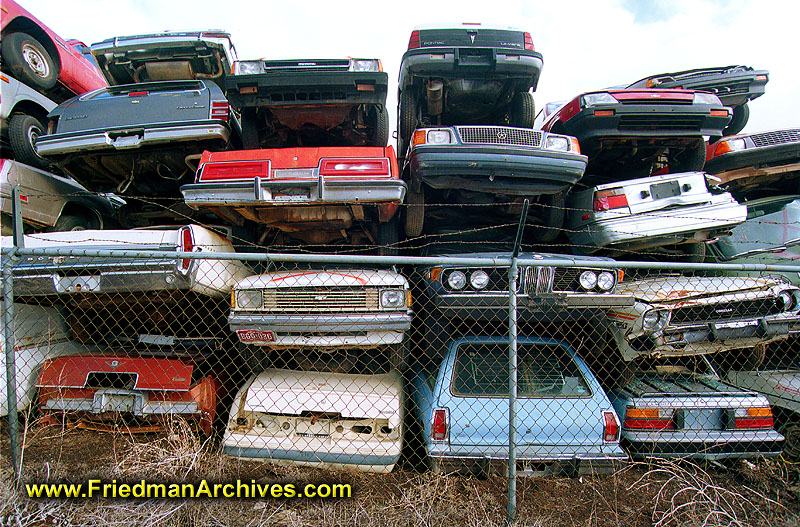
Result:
[682, 242, 706, 263]
[781, 423, 800, 461]
[237, 341, 272, 373]
[423, 311, 449, 354]
[8, 113, 50, 170]
[669, 140, 707, 173]
[510, 91, 535, 128]
[533, 191, 565, 243]
[388, 342, 408, 372]
[240, 108, 260, 150]
[404, 186, 425, 237]
[52, 214, 93, 232]
[371, 105, 389, 147]
[1, 32, 58, 91]
[399, 90, 418, 148]
[723, 104, 749, 137]
[377, 215, 399, 256]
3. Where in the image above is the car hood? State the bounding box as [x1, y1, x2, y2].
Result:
[618, 276, 778, 304]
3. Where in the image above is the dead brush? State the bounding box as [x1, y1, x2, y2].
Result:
[628, 457, 785, 527]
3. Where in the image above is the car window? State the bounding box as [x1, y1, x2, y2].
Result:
[451, 342, 591, 397]
[714, 198, 800, 259]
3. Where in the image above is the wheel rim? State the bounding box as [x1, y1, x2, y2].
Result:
[21, 43, 50, 78]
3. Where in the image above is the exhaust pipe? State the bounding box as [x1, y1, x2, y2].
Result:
[426, 80, 444, 116]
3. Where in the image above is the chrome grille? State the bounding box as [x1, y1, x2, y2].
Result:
[456, 126, 542, 147]
[263, 288, 380, 313]
[750, 129, 800, 148]
[523, 267, 554, 294]
[670, 298, 782, 326]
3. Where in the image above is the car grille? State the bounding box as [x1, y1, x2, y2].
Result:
[456, 126, 542, 147]
[750, 129, 800, 148]
[617, 115, 704, 132]
[522, 266, 613, 294]
[262, 59, 351, 72]
[704, 81, 754, 97]
[670, 298, 782, 326]
[262, 89, 353, 103]
[262, 288, 381, 313]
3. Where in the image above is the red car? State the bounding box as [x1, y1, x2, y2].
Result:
[1, 0, 107, 101]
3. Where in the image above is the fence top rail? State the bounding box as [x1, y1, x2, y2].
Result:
[4, 246, 800, 274]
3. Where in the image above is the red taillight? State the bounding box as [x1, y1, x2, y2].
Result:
[623, 408, 675, 430]
[732, 407, 774, 429]
[603, 411, 619, 442]
[211, 101, 229, 120]
[593, 188, 629, 211]
[128, 91, 148, 97]
[178, 226, 194, 273]
[319, 158, 390, 177]
[523, 32, 534, 51]
[198, 160, 270, 182]
[431, 408, 448, 442]
[408, 30, 420, 49]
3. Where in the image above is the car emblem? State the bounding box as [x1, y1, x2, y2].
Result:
[107, 360, 119, 369]
[650, 94, 661, 98]
[130, 100, 139, 104]
[716, 308, 733, 314]
[469, 34, 476, 44]
[314, 294, 328, 301]
[497, 131, 508, 140]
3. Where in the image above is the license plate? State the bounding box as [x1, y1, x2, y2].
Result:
[97, 393, 136, 412]
[237, 329, 275, 343]
[57, 275, 100, 292]
[716, 319, 759, 330]
[650, 180, 681, 200]
[296, 418, 330, 438]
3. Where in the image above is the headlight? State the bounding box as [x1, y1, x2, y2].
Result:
[544, 134, 570, 151]
[693, 92, 722, 105]
[579, 271, 597, 290]
[427, 129, 453, 144]
[234, 60, 263, 75]
[236, 289, 262, 309]
[722, 138, 746, 152]
[470, 270, 490, 290]
[779, 291, 795, 312]
[580, 92, 617, 107]
[350, 59, 380, 72]
[380, 289, 406, 308]
[447, 271, 467, 290]
[597, 271, 615, 291]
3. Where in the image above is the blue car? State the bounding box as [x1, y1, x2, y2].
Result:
[410, 336, 627, 477]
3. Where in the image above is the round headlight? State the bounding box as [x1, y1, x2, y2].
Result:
[642, 310, 661, 330]
[236, 289, 262, 309]
[579, 271, 598, 290]
[779, 291, 795, 312]
[470, 270, 490, 290]
[447, 271, 467, 290]
[597, 271, 615, 291]
[380, 289, 405, 308]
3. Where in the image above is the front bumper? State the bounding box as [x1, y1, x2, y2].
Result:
[622, 429, 784, 460]
[229, 312, 411, 347]
[569, 197, 747, 252]
[35, 121, 230, 157]
[705, 142, 800, 175]
[408, 145, 586, 195]
[182, 177, 406, 209]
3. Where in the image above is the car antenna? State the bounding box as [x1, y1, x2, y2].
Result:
[512, 199, 529, 259]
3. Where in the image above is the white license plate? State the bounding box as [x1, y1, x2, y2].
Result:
[296, 418, 330, 438]
[716, 320, 759, 330]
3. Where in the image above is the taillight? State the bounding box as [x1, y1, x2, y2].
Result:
[431, 408, 448, 442]
[211, 101, 229, 120]
[408, 30, 420, 49]
[177, 226, 194, 273]
[603, 411, 619, 441]
[319, 158, 390, 177]
[593, 188, 629, 211]
[198, 160, 269, 182]
[731, 407, 773, 429]
[128, 91, 148, 97]
[623, 408, 675, 430]
[523, 32, 534, 51]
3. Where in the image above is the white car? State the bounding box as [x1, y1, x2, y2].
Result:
[223, 368, 403, 473]
[1, 73, 56, 169]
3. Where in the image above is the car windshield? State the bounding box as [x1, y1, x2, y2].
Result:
[713, 197, 800, 259]
[452, 342, 591, 397]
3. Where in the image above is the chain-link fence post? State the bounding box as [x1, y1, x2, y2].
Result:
[3, 185, 24, 488]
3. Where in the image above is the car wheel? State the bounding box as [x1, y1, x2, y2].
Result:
[1, 32, 58, 90]
[52, 214, 93, 232]
[510, 91, 535, 128]
[669, 140, 706, 173]
[377, 215, 399, 256]
[532, 191, 565, 243]
[237, 342, 272, 373]
[388, 342, 408, 372]
[782, 423, 800, 461]
[371, 105, 389, 147]
[723, 104, 749, 137]
[404, 186, 425, 237]
[399, 90, 418, 148]
[682, 242, 706, 263]
[8, 113, 50, 170]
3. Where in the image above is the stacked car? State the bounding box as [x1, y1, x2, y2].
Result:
[3, 2, 799, 475]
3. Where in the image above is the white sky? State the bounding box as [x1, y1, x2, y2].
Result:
[20, 0, 800, 135]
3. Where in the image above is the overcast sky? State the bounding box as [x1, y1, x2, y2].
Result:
[20, 0, 799, 135]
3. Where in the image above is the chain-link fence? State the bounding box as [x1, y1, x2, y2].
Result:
[5, 214, 800, 522]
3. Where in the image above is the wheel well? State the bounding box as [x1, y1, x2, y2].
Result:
[1, 18, 62, 73]
[59, 203, 101, 229]
[8, 100, 50, 123]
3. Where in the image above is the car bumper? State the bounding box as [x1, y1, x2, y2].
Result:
[434, 292, 634, 321]
[622, 430, 784, 460]
[429, 449, 627, 477]
[408, 145, 586, 195]
[662, 72, 767, 107]
[705, 142, 800, 175]
[36, 122, 230, 157]
[399, 48, 543, 87]
[569, 198, 747, 252]
[225, 71, 388, 108]
[182, 177, 406, 208]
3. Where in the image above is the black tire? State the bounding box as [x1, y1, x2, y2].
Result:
[237, 342, 271, 374]
[2, 32, 58, 90]
[682, 242, 706, 263]
[377, 215, 399, 256]
[423, 312, 449, 356]
[669, 141, 707, 173]
[404, 186, 425, 237]
[510, 92, 535, 128]
[781, 423, 800, 461]
[399, 90, 418, 150]
[723, 104, 749, 137]
[388, 342, 408, 372]
[240, 108, 260, 150]
[8, 113, 49, 170]
[533, 191, 565, 243]
[371, 105, 389, 147]
[52, 214, 93, 232]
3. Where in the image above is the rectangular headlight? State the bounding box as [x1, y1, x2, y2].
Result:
[380, 289, 406, 308]
[350, 59, 380, 72]
[234, 61, 263, 75]
[236, 289, 263, 309]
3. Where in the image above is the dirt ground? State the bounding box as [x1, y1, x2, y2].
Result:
[2, 420, 800, 527]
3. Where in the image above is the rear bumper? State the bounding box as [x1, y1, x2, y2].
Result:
[36, 122, 230, 157]
[429, 451, 627, 477]
[409, 145, 586, 195]
[705, 142, 800, 175]
[622, 430, 784, 460]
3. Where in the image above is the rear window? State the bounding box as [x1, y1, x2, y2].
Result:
[451, 342, 591, 397]
[87, 81, 204, 99]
